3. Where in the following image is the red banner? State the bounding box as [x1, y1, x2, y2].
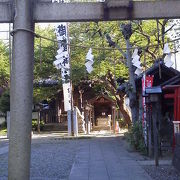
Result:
[142, 75, 154, 146]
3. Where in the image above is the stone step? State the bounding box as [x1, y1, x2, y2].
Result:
[92, 126, 111, 131]
[43, 122, 67, 131]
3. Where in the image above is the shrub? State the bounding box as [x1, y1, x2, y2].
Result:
[0, 121, 7, 135]
[0, 90, 10, 113]
[126, 121, 147, 154]
[32, 119, 44, 131]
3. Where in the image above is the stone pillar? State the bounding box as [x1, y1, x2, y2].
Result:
[73, 107, 78, 137]
[8, 0, 34, 179]
[67, 110, 72, 136]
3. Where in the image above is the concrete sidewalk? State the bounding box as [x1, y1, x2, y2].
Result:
[69, 137, 152, 180]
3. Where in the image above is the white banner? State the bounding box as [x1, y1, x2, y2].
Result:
[54, 23, 72, 111]
[63, 82, 71, 111]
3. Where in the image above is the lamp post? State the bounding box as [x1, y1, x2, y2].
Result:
[145, 86, 162, 166]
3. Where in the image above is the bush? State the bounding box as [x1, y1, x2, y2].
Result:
[126, 121, 147, 154]
[32, 119, 44, 131]
[0, 121, 7, 135]
[0, 90, 10, 113]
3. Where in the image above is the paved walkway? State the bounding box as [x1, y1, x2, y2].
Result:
[69, 137, 152, 180]
[1, 131, 172, 179]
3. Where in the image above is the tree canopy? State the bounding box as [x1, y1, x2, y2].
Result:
[33, 25, 62, 103]
[32, 20, 173, 124]
[0, 41, 9, 88]
[0, 20, 174, 122]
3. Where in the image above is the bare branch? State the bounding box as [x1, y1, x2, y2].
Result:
[164, 23, 176, 34]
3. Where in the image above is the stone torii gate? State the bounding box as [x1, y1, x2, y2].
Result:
[1, 0, 180, 179]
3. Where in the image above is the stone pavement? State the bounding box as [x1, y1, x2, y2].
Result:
[69, 137, 152, 180]
[0, 131, 171, 179]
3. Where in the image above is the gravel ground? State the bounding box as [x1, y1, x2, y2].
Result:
[30, 139, 79, 180]
[1, 134, 180, 180]
[121, 137, 180, 180]
[0, 138, 8, 147]
[0, 153, 8, 178]
[143, 165, 180, 180]
[0, 138, 82, 180]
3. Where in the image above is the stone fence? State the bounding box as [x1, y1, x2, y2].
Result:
[173, 133, 180, 171]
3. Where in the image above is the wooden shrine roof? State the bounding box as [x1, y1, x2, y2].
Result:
[88, 94, 116, 105]
[117, 60, 180, 92]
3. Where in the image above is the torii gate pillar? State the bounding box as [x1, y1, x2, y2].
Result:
[8, 0, 34, 179]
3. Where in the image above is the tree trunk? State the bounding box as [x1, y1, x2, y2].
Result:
[116, 95, 131, 126]
[105, 71, 132, 126]
[129, 92, 138, 124]
[126, 39, 138, 124]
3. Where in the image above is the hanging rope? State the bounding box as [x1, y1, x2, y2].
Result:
[33, 30, 180, 52]
[9, 27, 180, 52]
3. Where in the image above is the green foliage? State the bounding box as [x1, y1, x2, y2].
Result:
[126, 121, 147, 154]
[0, 128, 7, 135]
[32, 119, 45, 131]
[0, 90, 10, 113]
[69, 20, 168, 85]
[32, 20, 170, 104]
[0, 122, 7, 135]
[34, 25, 59, 80]
[131, 20, 169, 67]
[33, 25, 62, 102]
[0, 41, 10, 88]
[33, 85, 61, 103]
[69, 21, 128, 85]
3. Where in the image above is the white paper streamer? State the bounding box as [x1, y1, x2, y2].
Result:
[86, 48, 94, 62]
[163, 43, 171, 54]
[132, 54, 140, 63]
[135, 68, 143, 76]
[165, 60, 174, 68]
[132, 48, 138, 58]
[85, 61, 94, 73]
[164, 54, 171, 63]
[133, 61, 142, 69]
[85, 48, 94, 73]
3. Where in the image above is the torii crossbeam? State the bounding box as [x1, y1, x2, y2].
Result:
[1, 0, 180, 23]
[0, 0, 180, 179]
